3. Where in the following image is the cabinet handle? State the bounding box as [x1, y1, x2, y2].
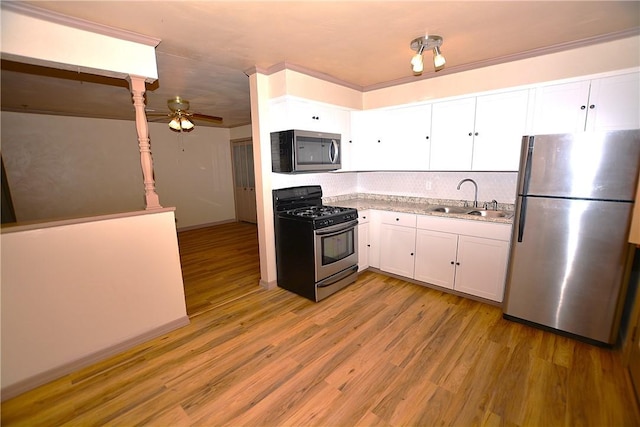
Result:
[589, 104, 595, 109]
[377, 140, 381, 143]
[580, 105, 586, 110]
[451, 261, 455, 265]
[367, 244, 370, 247]
[456, 262, 460, 266]
[349, 140, 353, 143]
[425, 136, 430, 140]
[475, 132, 478, 136]
[312, 115, 319, 120]
[469, 132, 473, 136]
[410, 253, 414, 256]
[396, 218, 400, 221]
[362, 216, 367, 220]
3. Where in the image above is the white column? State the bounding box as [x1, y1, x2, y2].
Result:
[127, 75, 161, 210]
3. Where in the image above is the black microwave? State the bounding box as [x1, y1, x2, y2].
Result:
[271, 130, 341, 173]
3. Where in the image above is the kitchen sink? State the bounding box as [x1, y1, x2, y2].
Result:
[465, 209, 508, 218]
[430, 206, 469, 214]
[430, 205, 510, 218]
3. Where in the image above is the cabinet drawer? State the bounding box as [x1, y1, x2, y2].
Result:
[358, 210, 370, 224]
[380, 211, 417, 227]
[416, 215, 511, 241]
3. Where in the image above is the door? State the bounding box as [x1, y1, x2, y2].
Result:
[430, 97, 476, 170]
[630, 313, 640, 403]
[586, 73, 640, 132]
[531, 80, 591, 134]
[357, 221, 370, 271]
[505, 197, 633, 343]
[414, 229, 457, 289]
[521, 130, 640, 200]
[472, 89, 529, 171]
[454, 235, 509, 302]
[231, 139, 257, 223]
[379, 224, 416, 277]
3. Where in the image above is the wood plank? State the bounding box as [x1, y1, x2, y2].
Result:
[2, 222, 639, 426]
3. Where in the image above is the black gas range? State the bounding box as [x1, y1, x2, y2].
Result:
[278, 205, 358, 229]
[272, 186, 359, 301]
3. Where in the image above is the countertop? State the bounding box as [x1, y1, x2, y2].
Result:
[324, 194, 514, 225]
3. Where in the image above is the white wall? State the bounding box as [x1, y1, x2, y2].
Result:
[1, 209, 188, 399]
[1, 112, 236, 229]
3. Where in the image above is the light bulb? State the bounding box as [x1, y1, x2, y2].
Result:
[168, 116, 181, 131]
[411, 53, 424, 73]
[433, 46, 446, 70]
[180, 117, 194, 130]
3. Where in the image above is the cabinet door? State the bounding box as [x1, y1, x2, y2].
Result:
[414, 229, 457, 289]
[531, 80, 591, 134]
[269, 98, 350, 134]
[454, 235, 509, 302]
[430, 97, 476, 170]
[391, 104, 432, 171]
[472, 89, 529, 171]
[379, 224, 416, 278]
[586, 72, 640, 132]
[350, 109, 387, 170]
[368, 210, 381, 269]
[357, 221, 370, 271]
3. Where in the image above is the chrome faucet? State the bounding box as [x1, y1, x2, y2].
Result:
[457, 178, 479, 208]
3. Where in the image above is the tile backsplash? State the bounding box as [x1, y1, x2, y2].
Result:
[272, 171, 517, 204]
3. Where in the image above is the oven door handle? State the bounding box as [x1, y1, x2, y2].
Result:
[314, 219, 359, 236]
[317, 265, 358, 288]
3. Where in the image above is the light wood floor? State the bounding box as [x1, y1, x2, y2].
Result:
[2, 221, 639, 426]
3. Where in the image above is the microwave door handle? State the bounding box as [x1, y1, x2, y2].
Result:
[329, 139, 339, 164]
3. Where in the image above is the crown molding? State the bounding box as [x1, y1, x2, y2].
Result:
[245, 28, 639, 93]
[1, 2, 161, 47]
[365, 27, 640, 92]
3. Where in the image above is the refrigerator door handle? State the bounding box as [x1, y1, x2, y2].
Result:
[521, 136, 535, 196]
[517, 197, 527, 243]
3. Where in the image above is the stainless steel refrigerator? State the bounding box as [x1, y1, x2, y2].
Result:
[503, 129, 640, 345]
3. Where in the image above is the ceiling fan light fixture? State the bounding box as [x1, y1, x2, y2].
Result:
[180, 116, 194, 130]
[168, 116, 182, 131]
[409, 34, 445, 75]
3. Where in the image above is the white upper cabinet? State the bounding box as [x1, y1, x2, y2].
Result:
[430, 97, 476, 170]
[390, 104, 432, 170]
[349, 104, 431, 171]
[472, 89, 530, 171]
[586, 73, 640, 132]
[269, 97, 351, 135]
[430, 89, 529, 171]
[531, 72, 640, 134]
[349, 109, 388, 171]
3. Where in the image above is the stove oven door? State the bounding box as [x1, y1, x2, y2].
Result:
[314, 220, 358, 281]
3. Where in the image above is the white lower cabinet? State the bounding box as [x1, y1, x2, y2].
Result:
[379, 211, 417, 277]
[414, 229, 510, 302]
[375, 211, 512, 303]
[357, 210, 370, 271]
[413, 229, 457, 289]
[453, 235, 510, 302]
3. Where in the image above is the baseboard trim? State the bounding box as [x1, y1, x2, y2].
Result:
[1, 316, 190, 401]
[176, 219, 236, 232]
[260, 278, 278, 290]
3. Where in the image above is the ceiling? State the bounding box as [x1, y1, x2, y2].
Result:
[2, 1, 639, 129]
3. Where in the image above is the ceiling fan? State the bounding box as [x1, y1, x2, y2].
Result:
[148, 96, 223, 132]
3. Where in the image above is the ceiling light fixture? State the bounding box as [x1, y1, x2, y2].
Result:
[410, 35, 445, 74]
[168, 111, 194, 132]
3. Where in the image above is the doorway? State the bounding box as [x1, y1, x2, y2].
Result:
[231, 138, 257, 223]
